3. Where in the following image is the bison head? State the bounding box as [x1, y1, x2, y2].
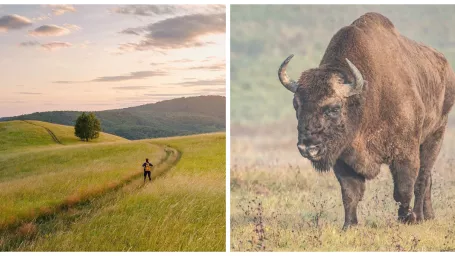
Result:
[278, 54, 365, 172]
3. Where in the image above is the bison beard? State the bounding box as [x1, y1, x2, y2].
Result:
[311, 158, 333, 172]
[277, 12, 455, 229]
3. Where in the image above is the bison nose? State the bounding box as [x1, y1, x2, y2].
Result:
[307, 144, 321, 158]
[297, 144, 321, 158]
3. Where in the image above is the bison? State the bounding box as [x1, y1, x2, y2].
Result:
[277, 12, 455, 229]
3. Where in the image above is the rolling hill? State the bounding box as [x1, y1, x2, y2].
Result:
[0, 95, 226, 140]
[0, 120, 126, 152]
[0, 120, 225, 251]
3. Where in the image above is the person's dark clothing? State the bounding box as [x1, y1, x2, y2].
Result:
[142, 162, 153, 171]
[144, 170, 151, 181]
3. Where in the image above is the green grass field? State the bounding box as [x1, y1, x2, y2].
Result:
[230, 122, 455, 252]
[0, 120, 225, 251]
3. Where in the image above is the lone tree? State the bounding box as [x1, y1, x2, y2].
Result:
[74, 112, 101, 142]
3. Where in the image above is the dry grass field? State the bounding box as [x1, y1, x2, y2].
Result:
[0, 120, 225, 251]
[230, 120, 455, 252]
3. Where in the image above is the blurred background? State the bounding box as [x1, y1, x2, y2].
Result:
[231, 5, 455, 125]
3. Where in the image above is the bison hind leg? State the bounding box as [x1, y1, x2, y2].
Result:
[423, 172, 435, 220]
[417, 125, 446, 221]
[390, 156, 419, 224]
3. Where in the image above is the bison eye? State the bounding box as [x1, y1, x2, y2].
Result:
[324, 106, 341, 118]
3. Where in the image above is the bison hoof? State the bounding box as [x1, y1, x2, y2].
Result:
[398, 211, 417, 224]
[424, 211, 435, 220]
[424, 213, 435, 220]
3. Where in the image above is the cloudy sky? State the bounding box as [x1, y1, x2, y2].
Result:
[0, 4, 226, 117]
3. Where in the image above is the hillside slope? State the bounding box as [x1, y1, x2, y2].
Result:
[0, 96, 226, 140]
[0, 120, 126, 152]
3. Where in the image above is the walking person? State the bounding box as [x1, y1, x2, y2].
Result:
[142, 158, 153, 182]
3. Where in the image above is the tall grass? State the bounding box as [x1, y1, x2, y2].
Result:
[4, 133, 226, 252]
[0, 142, 166, 229]
[231, 125, 455, 251]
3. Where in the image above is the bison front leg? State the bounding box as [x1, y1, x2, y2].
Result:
[334, 160, 366, 230]
[390, 158, 419, 224]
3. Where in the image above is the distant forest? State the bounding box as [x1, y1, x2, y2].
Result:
[1, 96, 226, 140]
[230, 5, 455, 124]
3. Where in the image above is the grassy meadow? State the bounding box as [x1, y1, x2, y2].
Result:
[0, 120, 226, 251]
[230, 121, 455, 252]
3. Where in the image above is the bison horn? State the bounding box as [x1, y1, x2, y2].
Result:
[345, 58, 364, 93]
[278, 54, 299, 93]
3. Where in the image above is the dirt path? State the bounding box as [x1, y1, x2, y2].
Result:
[22, 120, 62, 145]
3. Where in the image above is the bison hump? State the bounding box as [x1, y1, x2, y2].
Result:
[351, 12, 396, 31]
